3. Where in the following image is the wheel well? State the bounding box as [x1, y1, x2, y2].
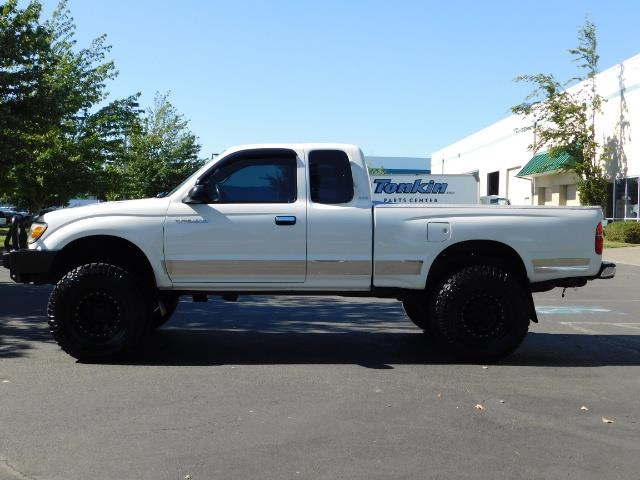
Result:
[426, 240, 528, 289]
[51, 235, 156, 288]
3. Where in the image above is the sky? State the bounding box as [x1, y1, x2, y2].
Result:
[39, 0, 640, 159]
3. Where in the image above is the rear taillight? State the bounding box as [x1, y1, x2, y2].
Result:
[595, 222, 603, 255]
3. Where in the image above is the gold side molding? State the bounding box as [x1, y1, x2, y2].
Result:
[166, 260, 305, 277]
[308, 260, 371, 276]
[375, 260, 423, 275]
[166, 259, 425, 277]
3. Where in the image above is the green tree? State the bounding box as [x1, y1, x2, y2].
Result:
[121, 92, 203, 199]
[0, 0, 50, 185]
[512, 20, 609, 209]
[368, 166, 386, 175]
[0, 1, 140, 212]
[83, 94, 143, 200]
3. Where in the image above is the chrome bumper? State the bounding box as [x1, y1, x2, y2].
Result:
[598, 261, 616, 279]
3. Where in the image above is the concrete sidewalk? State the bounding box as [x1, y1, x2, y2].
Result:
[603, 246, 640, 267]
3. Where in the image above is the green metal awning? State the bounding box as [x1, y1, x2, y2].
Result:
[516, 151, 574, 177]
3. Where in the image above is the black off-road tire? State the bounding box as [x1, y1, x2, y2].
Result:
[402, 297, 430, 333]
[149, 292, 180, 329]
[47, 263, 149, 360]
[429, 264, 530, 362]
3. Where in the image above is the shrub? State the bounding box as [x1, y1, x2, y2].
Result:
[604, 221, 640, 244]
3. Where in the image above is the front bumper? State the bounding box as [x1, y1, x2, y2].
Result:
[2, 214, 58, 284]
[2, 249, 58, 283]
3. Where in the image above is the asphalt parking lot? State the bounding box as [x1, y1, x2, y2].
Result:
[1, 262, 639, 480]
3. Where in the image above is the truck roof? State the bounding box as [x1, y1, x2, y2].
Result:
[222, 143, 361, 155]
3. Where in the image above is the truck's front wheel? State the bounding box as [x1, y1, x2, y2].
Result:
[47, 263, 149, 360]
[430, 264, 530, 362]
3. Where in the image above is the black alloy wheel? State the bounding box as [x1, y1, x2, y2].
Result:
[429, 264, 531, 362]
[48, 263, 149, 360]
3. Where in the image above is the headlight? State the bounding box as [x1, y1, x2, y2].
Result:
[28, 222, 48, 244]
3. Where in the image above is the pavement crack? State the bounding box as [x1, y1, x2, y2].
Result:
[0, 459, 36, 480]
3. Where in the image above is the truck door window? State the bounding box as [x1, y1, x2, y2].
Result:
[309, 150, 354, 204]
[203, 155, 296, 203]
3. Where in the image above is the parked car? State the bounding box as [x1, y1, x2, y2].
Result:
[480, 195, 511, 205]
[0, 207, 30, 223]
[0, 207, 18, 226]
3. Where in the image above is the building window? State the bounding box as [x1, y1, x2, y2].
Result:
[606, 182, 614, 218]
[614, 178, 626, 218]
[611, 177, 639, 220]
[628, 177, 639, 219]
[487, 171, 499, 196]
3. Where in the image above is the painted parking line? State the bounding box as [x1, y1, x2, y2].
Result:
[535, 306, 616, 315]
[559, 321, 640, 334]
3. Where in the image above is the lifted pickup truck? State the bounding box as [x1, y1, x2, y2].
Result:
[3, 143, 615, 361]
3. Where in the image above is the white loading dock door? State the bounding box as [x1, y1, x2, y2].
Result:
[507, 167, 531, 205]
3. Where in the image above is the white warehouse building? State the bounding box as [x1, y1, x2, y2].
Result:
[431, 53, 640, 221]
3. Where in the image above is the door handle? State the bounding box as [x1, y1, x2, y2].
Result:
[275, 215, 296, 226]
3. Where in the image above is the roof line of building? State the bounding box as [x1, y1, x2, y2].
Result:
[434, 55, 640, 162]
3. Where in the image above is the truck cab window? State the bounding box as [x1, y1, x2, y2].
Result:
[203, 154, 296, 203]
[309, 150, 354, 204]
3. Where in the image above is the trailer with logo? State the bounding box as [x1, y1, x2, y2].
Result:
[370, 174, 478, 204]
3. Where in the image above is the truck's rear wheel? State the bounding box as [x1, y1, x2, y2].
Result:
[47, 263, 149, 360]
[402, 297, 430, 332]
[429, 264, 530, 362]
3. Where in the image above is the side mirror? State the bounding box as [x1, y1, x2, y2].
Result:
[183, 184, 211, 204]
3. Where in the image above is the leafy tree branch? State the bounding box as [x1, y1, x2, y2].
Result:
[512, 20, 609, 208]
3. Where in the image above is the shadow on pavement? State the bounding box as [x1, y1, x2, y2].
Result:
[0, 283, 52, 358]
[1, 289, 639, 367]
[124, 329, 640, 368]
[121, 297, 640, 368]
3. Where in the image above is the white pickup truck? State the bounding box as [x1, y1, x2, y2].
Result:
[3, 143, 615, 361]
